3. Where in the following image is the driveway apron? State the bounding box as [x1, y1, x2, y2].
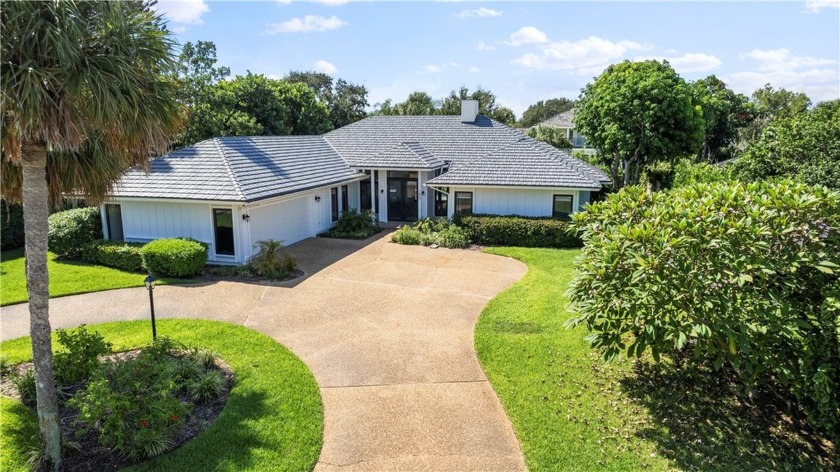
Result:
[1, 233, 528, 471]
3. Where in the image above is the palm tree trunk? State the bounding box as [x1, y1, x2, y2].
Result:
[21, 143, 63, 471]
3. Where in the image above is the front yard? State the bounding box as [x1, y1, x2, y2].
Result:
[476, 247, 833, 471]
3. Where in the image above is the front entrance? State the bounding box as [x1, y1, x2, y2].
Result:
[387, 172, 418, 221]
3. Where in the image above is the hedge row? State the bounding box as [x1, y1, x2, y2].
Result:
[81, 241, 145, 272]
[140, 238, 208, 278]
[47, 207, 103, 257]
[454, 214, 581, 248]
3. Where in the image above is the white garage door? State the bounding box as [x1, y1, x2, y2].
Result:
[249, 195, 312, 249]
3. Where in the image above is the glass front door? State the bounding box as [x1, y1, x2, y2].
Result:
[387, 178, 418, 221]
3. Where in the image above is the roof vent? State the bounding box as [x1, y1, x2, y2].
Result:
[460, 99, 479, 123]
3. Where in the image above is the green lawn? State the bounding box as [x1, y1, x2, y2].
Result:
[0, 320, 323, 472]
[476, 247, 830, 471]
[0, 249, 190, 306]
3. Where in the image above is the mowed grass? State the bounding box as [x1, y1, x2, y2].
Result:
[476, 247, 830, 471]
[0, 249, 190, 306]
[0, 319, 323, 472]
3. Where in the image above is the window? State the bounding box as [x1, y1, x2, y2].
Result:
[104, 204, 124, 241]
[331, 187, 339, 222]
[553, 194, 574, 219]
[341, 185, 349, 213]
[434, 188, 448, 217]
[454, 191, 473, 216]
[212, 208, 235, 256]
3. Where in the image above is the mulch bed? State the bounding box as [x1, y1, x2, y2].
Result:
[1, 350, 234, 472]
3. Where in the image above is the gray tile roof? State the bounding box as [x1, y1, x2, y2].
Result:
[354, 142, 444, 169]
[533, 109, 576, 129]
[325, 115, 524, 168]
[427, 135, 608, 189]
[112, 136, 361, 202]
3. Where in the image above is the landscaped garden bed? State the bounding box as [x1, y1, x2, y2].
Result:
[321, 210, 382, 240]
[0, 320, 323, 472]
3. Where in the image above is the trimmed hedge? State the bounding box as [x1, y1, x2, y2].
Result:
[140, 238, 207, 278]
[1, 200, 24, 251]
[391, 218, 470, 249]
[82, 240, 145, 272]
[455, 214, 581, 248]
[48, 207, 103, 257]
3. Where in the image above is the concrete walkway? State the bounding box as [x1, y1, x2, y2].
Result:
[1, 233, 528, 471]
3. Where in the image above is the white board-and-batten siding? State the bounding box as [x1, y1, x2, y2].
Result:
[443, 187, 590, 218]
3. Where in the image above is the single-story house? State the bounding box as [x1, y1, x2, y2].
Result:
[532, 108, 596, 156]
[103, 100, 608, 264]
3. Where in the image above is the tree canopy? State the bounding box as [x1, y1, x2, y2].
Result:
[734, 99, 840, 190]
[520, 98, 576, 128]
[690, 76, 753, 162]
[285, 70, 369, 128]
[738, 84, 812, 147]
[575, 60, 704, 189]
[373, 86, 516, 125]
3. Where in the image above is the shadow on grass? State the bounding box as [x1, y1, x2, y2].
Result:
[620, 362, 836, 471]
[127, 390, 271, 472]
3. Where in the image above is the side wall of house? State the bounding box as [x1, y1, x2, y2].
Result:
[444, 187, 591, 218]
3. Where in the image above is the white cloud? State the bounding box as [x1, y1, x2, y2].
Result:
[475, 41, 496, 51]
[635, 52, 722, 73]
[469, 66, 481, 73]
[153, 0, 209, 25]
[418, 64, 444, 74]
[314, 60, 338, 74]
[456, 7, 503, 18]
[508, 26, 549, 46]
[275, 0, 292, 4]
[742, 48, 835, 71]
[725, 48, 839, 103]
[266, 15, 347, 34]
[315, 0, 350, 4]
[803, 0, 840, 13]
[514, 36, 648, 74]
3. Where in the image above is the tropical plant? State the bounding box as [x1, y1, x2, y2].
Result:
[568, 180, 840, 440]
[0, 3, 182, 467]
[325, 209, 380, 239]
[247, 239, 296, 279]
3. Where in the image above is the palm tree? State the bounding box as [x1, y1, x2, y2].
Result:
[1, 2, 181, 468]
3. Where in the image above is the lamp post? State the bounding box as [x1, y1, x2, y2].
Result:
[144, 275, 157, 341]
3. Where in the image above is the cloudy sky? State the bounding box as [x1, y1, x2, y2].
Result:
[154, 0, 840, 117]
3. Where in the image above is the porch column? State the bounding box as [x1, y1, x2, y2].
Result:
[418, 171, 428, 219]
[377, 169, 388, 223]
[369, 170, 375, 214]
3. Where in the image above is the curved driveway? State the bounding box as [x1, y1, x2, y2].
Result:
[1, 233, 528, 471]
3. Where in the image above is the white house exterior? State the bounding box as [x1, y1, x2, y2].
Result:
[103, 101, 608, 264]
[531, 108, 597, 157]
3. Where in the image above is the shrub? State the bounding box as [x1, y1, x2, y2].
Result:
[48, 207, 103, 257]
[70, 339, 191, 459]
[325, 210, 380, 239]
[188, 370, 225, 403]
[568, 181, 840, 440]
[247, 239, 296, 279]
[671, 158, 735, 188]
[1, 200, 24, 250]
[455, 214, 581, 248]
[141, 238, 207, 277]
[53, 326, 112, 385]
[391, 218, 470, 248]
[11, 369, 36, 407]
[0, 354, 11, 378]
[82, 240, 145, 272]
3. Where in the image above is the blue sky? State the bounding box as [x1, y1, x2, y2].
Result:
[154, 0, 840, 117]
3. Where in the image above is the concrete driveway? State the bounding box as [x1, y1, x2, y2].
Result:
[1, 233, 528, 471]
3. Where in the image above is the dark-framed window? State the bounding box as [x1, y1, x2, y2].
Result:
[331, 187, 339, 222]
[341, 185, 349, 213]
[104, 203, 124, 241]
[454, 191, 473, 216]
[434, 187, 448, 217]
[552, 194, 574, 219]
[213, 208, 235, 256]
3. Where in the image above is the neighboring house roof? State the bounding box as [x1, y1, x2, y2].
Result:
[533, 109, 576, 129]
[427, 136, 607, 189]
[112, 136, 361, 202]
[355, 142, 443, 169]
[324, 115, 523, 169]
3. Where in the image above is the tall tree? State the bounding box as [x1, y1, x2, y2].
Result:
[738, 84, 812, 148]
[520, 98, 576, 127]
[372, 91, 437, 116]
[439, 86, 517, 124]
[690, 75, 753, 162]
[527, 126, 573, 150]
[575, 60, 704, 189]
[1, 2, 182, 468]
[285, 70, 368, 128]
[172, 41, 230, 148]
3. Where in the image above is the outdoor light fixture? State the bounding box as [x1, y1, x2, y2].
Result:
[241, 214, 250, 222]
[380, 189, 385, 194]
[144, 275, 157, 341]
[315, 195, 321, 202]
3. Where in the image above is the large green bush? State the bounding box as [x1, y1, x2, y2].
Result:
[455, 214, 581, 248]
[82, 240, 145, 272]
[391, 218, 470, 249]
[324, 210, 380, 239]
[671, 158, 735, 189]
[48, 207, 103, 257]
[141, 238, 207, 277]
[0, 200, 24, 250]
[568, 181, 840, 440]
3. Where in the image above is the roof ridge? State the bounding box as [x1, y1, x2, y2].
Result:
[212, 138, 246, 201]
